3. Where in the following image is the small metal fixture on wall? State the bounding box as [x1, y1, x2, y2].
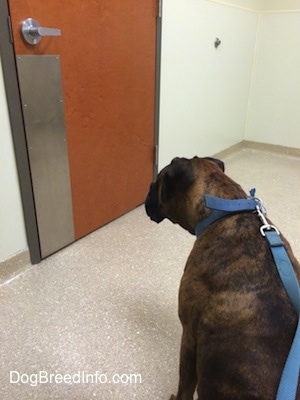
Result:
[214, 38, 221, 48]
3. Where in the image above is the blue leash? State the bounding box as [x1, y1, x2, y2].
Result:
[263, 230, 300, 400]
[195, 190, 300, 400]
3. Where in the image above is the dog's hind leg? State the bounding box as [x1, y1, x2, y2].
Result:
[170, 329, 197, 400]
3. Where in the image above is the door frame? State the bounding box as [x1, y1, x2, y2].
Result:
[0, 0, 162, 264]
[154, 0, 162, 178]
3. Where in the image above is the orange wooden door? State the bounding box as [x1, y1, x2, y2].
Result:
[8, 0, 157, 249]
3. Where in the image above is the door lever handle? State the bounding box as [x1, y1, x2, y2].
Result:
[21, 18, 61, 45]
[35, 26, 61, 37]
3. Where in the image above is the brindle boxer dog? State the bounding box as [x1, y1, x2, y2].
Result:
[145, 156, 300, 400]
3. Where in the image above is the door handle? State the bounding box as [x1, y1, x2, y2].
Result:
[21, 18, 61, 45]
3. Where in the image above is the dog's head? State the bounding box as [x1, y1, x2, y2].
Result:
[145, 156, 228, 234]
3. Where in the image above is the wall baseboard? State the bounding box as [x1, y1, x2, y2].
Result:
[214, 140, 300, 159]
[243, 140, 300, 157]
[206, 0, 300, 13]
[206, 0, 257, 13]
[0, 250, 31, 286]
[213, 141, 245, 159]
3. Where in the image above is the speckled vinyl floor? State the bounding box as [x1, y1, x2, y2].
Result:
[0, 147, 300, 400]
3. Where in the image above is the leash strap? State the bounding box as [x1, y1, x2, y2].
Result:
[264, 230, 300, 400]
[276, 318, 300, 400]
[264, 231, 300, 314]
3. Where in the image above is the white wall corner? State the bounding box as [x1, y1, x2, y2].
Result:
[0, 56, 28, 262]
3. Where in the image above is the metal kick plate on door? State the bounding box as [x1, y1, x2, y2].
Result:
[16, 55, 74, 258]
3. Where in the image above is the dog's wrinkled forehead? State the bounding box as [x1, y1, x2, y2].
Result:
[197, 156, 225, 172]
[162, 156, 225, 175]
[161, 156, 224, 194]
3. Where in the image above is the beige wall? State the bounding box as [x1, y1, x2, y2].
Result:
[159, 0, 258, 168]
[245, 11, 300, 147]
[159, 0, 300, 169]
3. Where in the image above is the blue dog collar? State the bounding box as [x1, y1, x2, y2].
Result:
[195, 190, 260, 237]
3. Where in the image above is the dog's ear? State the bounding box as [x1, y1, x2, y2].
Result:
[204, 157, 225, 172]
[161, 158, 195, 202]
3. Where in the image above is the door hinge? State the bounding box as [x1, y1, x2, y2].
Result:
[154, 144, 159, 166]
[158, 0, 162, 18]
[7, 15, 14, 43]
